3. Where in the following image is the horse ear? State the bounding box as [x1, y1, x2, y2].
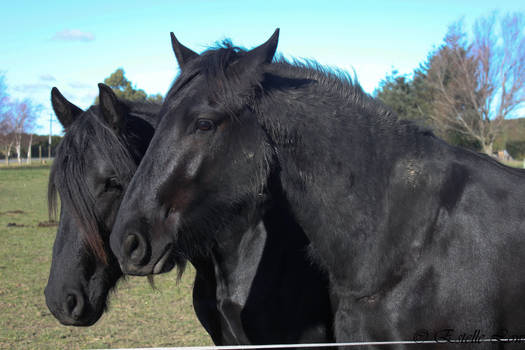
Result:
[98, 83, 127, 131]
[170, 32, 198, 68]
[51, 87, 83, 129]
[234, 28, 279, 73]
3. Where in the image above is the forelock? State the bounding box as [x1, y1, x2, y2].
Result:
[48, 107, 137, 264]
[164, 42, 263, 118]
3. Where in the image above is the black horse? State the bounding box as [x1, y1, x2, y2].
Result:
[110, 29, 525, 349]
[45, 85, 230, 336]
[46, 35, 333, 345]
[44, 84, 158, 326]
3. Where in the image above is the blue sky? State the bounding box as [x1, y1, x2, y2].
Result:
[1, 0, 524, 135]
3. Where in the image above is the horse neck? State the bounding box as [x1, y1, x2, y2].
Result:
[120, 112, 156, 165]
[209, 219, 267, 289]
[259, 76, 425, 182]
[257, 75, 438, 281]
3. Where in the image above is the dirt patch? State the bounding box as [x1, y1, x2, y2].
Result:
[38, 221, 58, 227]
[0, 210, 26, 216]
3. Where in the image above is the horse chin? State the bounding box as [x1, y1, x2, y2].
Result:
[153, 249, 175, 274]
[49, 296, 105, 327]
[152, 244, 181, 275]
[73, 267, 122, 326]
[62, 308, 104, 327]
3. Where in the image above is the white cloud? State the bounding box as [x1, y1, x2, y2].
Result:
[13, 83, 51, 92]
[39, 74, 56, 82]
[68, 81, 91, 89]
[52, 29, 95, 42]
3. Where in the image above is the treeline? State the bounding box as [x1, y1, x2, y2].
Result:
[3, 13, 523, 164]
[374, 12, 525, 157]
[1, 74, 43, 164]
[0, 133, 62, 160]
[1, 66, 159, 165]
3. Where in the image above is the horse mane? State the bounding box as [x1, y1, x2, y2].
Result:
[168, 40, 431, 139]
[271, 58, 398, 122]
[48, 100, 159, 264]
[182, 41, 525, 181]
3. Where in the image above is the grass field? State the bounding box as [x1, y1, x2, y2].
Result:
[501, 159, 525, 168]
[0, 166, 212, 349]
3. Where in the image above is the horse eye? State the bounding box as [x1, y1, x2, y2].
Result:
[104, 177, 122, 192]
[196, 119, 215, 131]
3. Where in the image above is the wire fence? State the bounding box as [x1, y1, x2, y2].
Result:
[90, 337, 525, 350]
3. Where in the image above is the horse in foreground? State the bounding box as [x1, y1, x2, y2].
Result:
[110, 29, 525, 349]
[45, 34, 332, 345]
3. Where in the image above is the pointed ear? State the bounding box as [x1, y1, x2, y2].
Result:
[51, 87, 83, 129]
[233, 29, 279, 73]
[98, 83, 127, 132]
[170, 32, 198, 68]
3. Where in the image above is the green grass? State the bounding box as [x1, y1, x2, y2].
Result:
[0, 167, 212, 349]
[501, 159, 525, 168]
[0, 159, 54, 169]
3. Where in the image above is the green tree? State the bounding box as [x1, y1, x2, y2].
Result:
[374, 69, 432, 123]
[422, 13, 525, 155]
[95, 68, 163, 103]
[375, 12, 525, 154]
[375, 57, 482, 151]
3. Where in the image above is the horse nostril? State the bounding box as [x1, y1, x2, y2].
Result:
[64, 290, 84, 320]
[124, 233, 139, 255]
[124, 233, 148, 266]
[66, 294, 76, 313]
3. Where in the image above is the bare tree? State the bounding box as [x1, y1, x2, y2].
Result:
[25, 104, 42, 164]
[13, 102, 27, 164]
[0, 74, 15, 165]
[26, 133, 33, 164]
[425, 13, 525, 155]
[0, 116, 15, 165]
[0, 74, 41, 165]
[11, 99, 39, 164]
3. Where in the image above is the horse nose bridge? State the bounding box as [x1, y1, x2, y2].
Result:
[129, 156, 165, 204]
[111, 192, 146, 253]
[109, 219, 128, 262]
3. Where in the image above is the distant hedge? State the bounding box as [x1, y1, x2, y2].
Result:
[506, 140, 525, 160]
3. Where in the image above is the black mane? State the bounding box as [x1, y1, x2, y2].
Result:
[48, 100, 159, 263]
[166, 41, 410, 129]
[169, 42, 525, 179]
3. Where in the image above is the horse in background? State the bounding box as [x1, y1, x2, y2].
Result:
[45, 84, 159, 326]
